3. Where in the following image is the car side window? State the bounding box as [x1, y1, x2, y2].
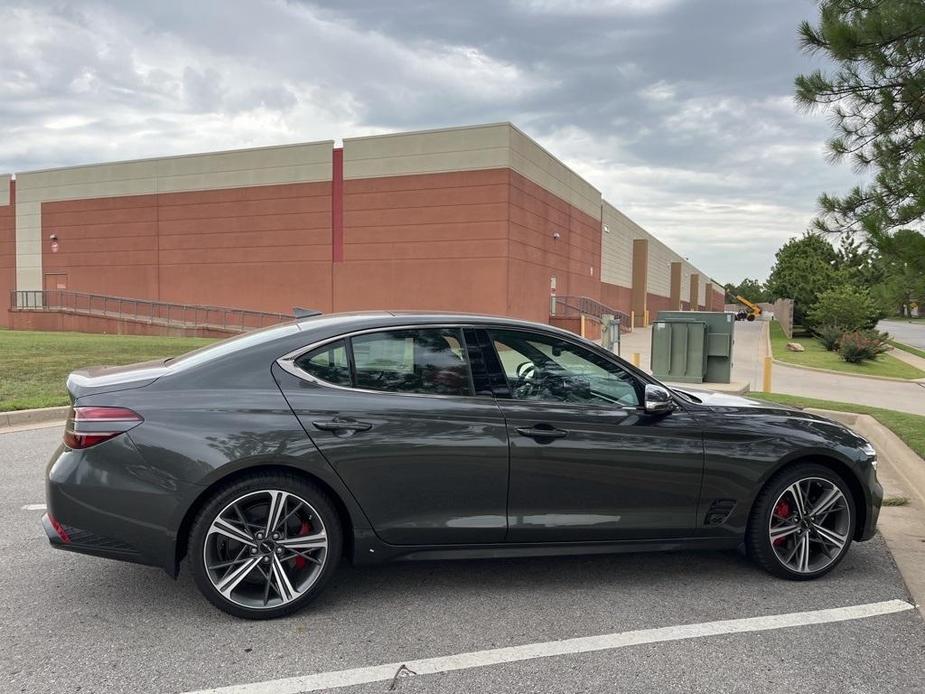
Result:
[350, 329, 474, 396]
[293, 339, 352, 387]
[490, 330, 640, 407]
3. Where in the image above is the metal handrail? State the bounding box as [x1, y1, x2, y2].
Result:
[10, 290, 290, 333]
[551, 295, 631, 333]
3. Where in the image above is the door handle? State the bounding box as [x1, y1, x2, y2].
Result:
[311, 418, 373, 433]
[516, 426, 568, 440]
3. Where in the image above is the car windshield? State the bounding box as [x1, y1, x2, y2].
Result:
[166, 321, 301, 371]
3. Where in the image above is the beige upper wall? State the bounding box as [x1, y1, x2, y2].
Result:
[605, 202, 712, 301]
[600, 202, 637, 288]
[343, 122, 602, 220]
[0, 174, 10, 206]
[14, 141, 333, 292]
[646, 235, 675, 298]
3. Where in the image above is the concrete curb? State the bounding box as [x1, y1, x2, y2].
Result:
[0, 406, 69, 430]
[806, 407, 925, 617]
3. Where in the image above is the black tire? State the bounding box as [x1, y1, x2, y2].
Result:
[746, 463, 855, 581]
[746, 314, 756, 321]
[189, 472, 342, 619]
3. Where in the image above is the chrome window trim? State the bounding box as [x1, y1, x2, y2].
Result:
[275, 322, 646, 407]
[276, 324, 492, 401]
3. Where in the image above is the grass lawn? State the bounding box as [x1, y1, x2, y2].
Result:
[889, 340, 925, 361]
[749, 392, 925, 460]
[0, 330, 215, 412]
[770, 320, 925, 380]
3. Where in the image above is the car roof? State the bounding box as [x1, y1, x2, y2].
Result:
[293, 310, 578, 335]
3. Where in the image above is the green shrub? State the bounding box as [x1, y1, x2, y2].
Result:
[838, 330, 890, 363]
[806, 284, 881, 332]
[815, 324, 843, 351]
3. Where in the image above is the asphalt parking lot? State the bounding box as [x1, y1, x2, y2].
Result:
[4, 424, 925, 694]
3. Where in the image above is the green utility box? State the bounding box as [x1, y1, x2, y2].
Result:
[650, 311, 735, 383]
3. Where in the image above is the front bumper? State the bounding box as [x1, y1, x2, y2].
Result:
[857, 469, 883, 542]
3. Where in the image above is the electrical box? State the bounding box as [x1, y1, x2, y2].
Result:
[651, 311, 735, 384]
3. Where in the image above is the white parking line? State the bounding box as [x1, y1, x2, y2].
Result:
[183, 599, 914, 694]
[21, 504, 47, 511]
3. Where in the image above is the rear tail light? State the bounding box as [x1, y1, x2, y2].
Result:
[64, 406, 143, 449]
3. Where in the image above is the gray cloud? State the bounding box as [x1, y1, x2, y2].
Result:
[0, 0, 855, 282]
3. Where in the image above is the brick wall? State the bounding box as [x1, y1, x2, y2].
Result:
[41, 181, 332, 314]
[0, 177, 13, 327]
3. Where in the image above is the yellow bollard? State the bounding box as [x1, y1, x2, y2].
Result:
[644, 309, 649, 327]
[762, 356, 773, 392]
[630, 310, 635, 330]
[580, 313, 587, 337]
[632, 352, 641, 367]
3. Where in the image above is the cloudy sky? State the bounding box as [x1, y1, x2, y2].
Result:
[0, 0, 856, 283]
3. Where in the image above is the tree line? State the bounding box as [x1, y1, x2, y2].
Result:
[727, 0, 925, 331]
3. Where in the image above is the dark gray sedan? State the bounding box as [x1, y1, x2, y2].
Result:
[43, 312, 882, 619]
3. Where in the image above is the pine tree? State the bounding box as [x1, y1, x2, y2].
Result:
[795, 0, 925, 237]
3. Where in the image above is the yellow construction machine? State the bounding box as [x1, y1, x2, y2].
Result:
[734, 295, 762, 321]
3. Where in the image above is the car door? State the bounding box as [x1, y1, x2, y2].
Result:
[483, 328, 705, 543]
[274, 326, 510, 545]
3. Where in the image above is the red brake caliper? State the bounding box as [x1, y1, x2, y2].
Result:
[293, 520, 311, 569]
[772, 500, 791, 545]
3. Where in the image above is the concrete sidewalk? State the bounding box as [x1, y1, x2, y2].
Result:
[772, 362, 925, 415]
[888, 345, 925, 372]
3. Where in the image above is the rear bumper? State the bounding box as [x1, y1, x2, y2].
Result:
[44, 437, 196, 574]
[42, 512, 148, 565]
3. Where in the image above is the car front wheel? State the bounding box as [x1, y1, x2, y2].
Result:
[747, 464, 855, 580]
[189, 472, 342, 619]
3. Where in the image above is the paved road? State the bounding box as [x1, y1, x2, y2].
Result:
[881, 320, 925, 350]
[3, 425, 925, 693]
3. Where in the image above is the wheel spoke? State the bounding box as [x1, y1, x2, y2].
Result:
[278, 530, 327, 551]
[812, 523, 847, 551]
[216, 556, 261, 597]
[770, 523, 800, 542]
[257, 563, 273, 606]
[264, 491, 289, 537]
[210, 517, 256, 547]
[809, 487, 843, 518]
[271, 554, 297, 603]
[208, 554, 251, 571]
[232, 503, 259, 533]
[782, 535, 802, 566]
[787, 482, 807, 518]
[282, 547, 323, 565]
[796, 534, 811, 572]
[276, 501, 305, 534]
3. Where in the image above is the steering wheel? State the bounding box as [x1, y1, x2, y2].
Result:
[515, 360, 536, 380]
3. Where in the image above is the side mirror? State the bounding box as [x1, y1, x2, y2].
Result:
[644, 384, 673, 415]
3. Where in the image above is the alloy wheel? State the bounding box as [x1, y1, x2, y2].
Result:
[203, 490, 328, 609]
[768, 476, 851, 574]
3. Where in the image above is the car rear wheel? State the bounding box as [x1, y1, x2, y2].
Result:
[747, 463, 855, 580]
[189, 472, 341, 619]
